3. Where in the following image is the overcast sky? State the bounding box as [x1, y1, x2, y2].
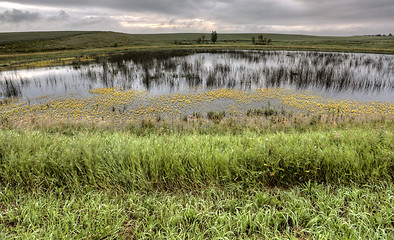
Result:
[0, 0, 393, 36]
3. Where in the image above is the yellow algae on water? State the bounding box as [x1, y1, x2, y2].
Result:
[0, 87, 393, 127]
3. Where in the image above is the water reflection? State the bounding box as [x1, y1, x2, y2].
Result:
[1, 50, 393, 101]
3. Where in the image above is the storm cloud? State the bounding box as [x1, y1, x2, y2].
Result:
[0, 0, 393, 35]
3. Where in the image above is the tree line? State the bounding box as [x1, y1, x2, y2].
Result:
[196, 31, 217, 44]
[252, 34, 272, 45]
[176, 32, 273, 45]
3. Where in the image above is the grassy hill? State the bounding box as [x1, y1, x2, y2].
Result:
[1, 31, 394, 53]
[0, 31, 160, 53]
[0, 31, 96, 44]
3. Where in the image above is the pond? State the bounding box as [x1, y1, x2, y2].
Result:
[1, 50, 393, 102]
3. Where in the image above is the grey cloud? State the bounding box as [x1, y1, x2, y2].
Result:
[6, 0, 394, 23]
[0, 9, 114, 32]
[1, 0, 394, 35]
[7, 0, 394, 18]
[47, 10, 70, 22]
[5, 0, 203, 15]
[297, 0, 394, 22]
[211, 1, 301, 24]
[210, 0, 394, 26]
[68, 16, 105, 27]
[0, 9, 42, 23]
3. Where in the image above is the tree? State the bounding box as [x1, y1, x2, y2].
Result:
[257, 34, 263, 43]
[211, 31, 217, 43]
[389, 33, 393, 37]
[201, 35, 206, 43]
[251, 37, 255, 45]
[255, 34, 272, 45]
[196, 37, 202, 44]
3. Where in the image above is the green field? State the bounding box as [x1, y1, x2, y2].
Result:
[1, 31, 394, 239]
[1, 31, 394, 51]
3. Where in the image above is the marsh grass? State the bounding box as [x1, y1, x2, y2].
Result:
[207, 111, 226, 123]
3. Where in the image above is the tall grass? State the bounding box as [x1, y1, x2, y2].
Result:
[0, 125, 392, 191]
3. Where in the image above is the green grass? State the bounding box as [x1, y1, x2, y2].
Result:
[2, 31, 393, 54]
[0, 123, 392, 191]
[0, 121, 393, 239]
[1, 182, 393, 239]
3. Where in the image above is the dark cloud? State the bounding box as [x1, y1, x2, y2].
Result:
[3, 0, 203, 15]
[1, 0, 393, 35]
[7, 0, 394, 20]
[0, 9, 41, 23]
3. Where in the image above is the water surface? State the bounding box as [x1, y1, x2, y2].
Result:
[1, 50, 393, 102]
